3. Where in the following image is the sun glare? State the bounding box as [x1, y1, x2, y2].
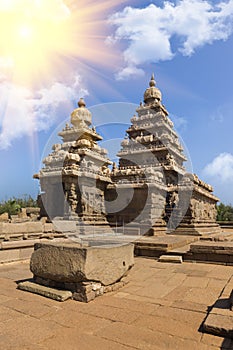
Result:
[0, 0, 124, 86]
[18, 24, 34, 41]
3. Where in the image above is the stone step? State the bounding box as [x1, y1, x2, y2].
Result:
[200, 232, 233, 242]
[203, 312, 233, 339]
[17, 281, 72, 302]
[190, 241, 233, 254]
[158, 255, 183, 263]
[203, 290, 233, 339]
[0, 237, 68, 250]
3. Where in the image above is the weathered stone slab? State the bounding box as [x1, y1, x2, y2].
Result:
[136, 236, 197, 251]
[30, 242, 134, 286]
[52, 220, 77, 233]
[17, 281, 72, 301]
[1, 222, 43, 235]
[203, 312, 233, 339]
[190, 242, 233, 255]
[158, 255, 183, 263]
[0, 240, 40, 250]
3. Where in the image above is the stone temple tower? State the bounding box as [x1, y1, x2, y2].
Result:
[35, 98, 112, 232]
[107, 74, 220, 236]
[107, 73, 187, 235]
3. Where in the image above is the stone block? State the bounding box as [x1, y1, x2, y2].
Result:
[190, 242, 233, 255]
[18, 208, 28, 219]
[158, 255, 183, 263]
[0, 246, 33, 263]
[17, 281, 72, 302]
[91, 282, 102, 291]
[19, 247, 34, 260]
[26, 222, 43, 233]
[104, 285, 112, 293]
[0, 240, 39, 250]
[43, 223, 55, 233]
[30, 242, 134, 286]
[26, 207, 40, 216]
[73, 290, 96, 303]
[81, 283, 93, 294]
[52, 220, 77, 233]
[0, 249, 20, 263]
[0, 213, 9, 222]
[203, 312, 233, 339]
[2, 222, 43, 235]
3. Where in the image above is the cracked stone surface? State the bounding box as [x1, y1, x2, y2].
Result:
[0, 258, 232, 349]
[30, 242, 134, 286]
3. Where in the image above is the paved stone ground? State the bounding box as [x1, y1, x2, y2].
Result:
[0, 258, 233, 350]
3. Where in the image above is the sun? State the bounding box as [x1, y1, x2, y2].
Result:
[18, 24, 34, 41]
[0, 8, 71, 84]
[0, 0, 123, 86]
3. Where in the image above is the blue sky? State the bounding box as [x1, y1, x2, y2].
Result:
[0, 0, 233, 204]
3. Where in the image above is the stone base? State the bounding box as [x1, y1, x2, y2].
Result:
[189, 241, 233, 264]
[134, 235, 197, 257]
[203, 290, 233, 339]
[171, 223, 221, 236]
[18, 275, 130, 303]
[114, 222, 167, 236]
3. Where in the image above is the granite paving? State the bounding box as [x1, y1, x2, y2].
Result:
[0, 258, 232, 349]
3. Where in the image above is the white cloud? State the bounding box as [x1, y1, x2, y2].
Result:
[0, 75, 88, 149]
[203, 153, 233, 182]
[108, 0, 233, 79]
[116, 65, 145, 81]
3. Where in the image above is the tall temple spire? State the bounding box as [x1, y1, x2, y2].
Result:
[149, 73, 156, 87]
[144, 73, 162, 105]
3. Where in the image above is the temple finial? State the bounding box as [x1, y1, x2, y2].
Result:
[78, 98, 86, 108]
[149, 73, 156, 87]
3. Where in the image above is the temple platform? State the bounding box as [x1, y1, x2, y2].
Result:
[1, 223, 233, 265]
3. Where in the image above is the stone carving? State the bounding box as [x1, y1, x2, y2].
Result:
[169, 192, 179, 208]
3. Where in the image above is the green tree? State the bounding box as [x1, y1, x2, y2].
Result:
[0, 195, 37, 216]
[217, 203, 233, 221]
